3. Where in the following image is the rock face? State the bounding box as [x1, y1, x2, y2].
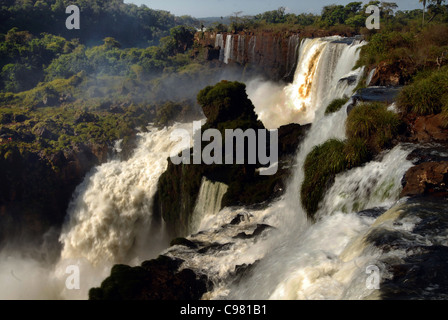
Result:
[89, 255, 210, 300]
[369, 61, 408, 86]
[0, 142, 109, 245]
[404, 113, 448, 144]
[401, 161, 448, 197]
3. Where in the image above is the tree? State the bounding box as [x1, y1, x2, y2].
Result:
[321, 5, 347, 26]
[420, 0, 427, 25]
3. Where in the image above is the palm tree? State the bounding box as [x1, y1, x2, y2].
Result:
[420, 0, 427, 26]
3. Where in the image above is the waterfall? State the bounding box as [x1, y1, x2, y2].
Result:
[316, 145, 415, 219]
[59, 123, 194, 267]
[247, 36, 365, 129]
[248, 36, 257, 62]
[190, 177, 229, 234]
[237, 35, 245, 64]
[215, 34, 224, 62]
[286, 35, 300, 78]
[224, 35, 233, 64]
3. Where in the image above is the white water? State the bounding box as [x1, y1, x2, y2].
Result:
[224, 35, 233, 64]
[0, 123, 194, 300]
[190, 177, 229, 234]
[247, 37, 365, 129]
[237, 35, 245, 64]
[248, 36, 257, 62]
[215, 34, 224, 62]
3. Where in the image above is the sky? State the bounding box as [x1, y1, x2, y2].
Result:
[124, 0, 422, 18]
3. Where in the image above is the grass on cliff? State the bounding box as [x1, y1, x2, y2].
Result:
[325, 97, 350, 115]
[301, 102, 401, 219]
[397, 65, 448, 116]
[347, 102, 402, 154]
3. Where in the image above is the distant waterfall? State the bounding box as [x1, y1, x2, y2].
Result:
[224, 35, 233, 64]
[248, 36, 257, 62]
[286, 35, 300, 78]
[190, 177, 228, 234]
[215, 34, 224, 62]
[237, 35, 245, 64]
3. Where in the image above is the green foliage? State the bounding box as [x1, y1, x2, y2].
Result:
[346, 102, 401, 153]
[325, 97, 350, 115]
[397, 65, 448, 115]
[301, 139, 348, 219]
[0, 0, 200, 48]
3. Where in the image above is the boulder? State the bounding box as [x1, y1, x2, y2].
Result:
[401, 161, 448, 197]
[89, 255, 210, 300]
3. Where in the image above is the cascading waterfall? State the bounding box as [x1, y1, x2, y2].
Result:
[286, 35, 300, 78]
[60, 123, 194, 267]
[237, 35, 245, 64]
[190, 177, 229, 234]
[0, 123, 195, 300]
[215, 34, 224, 62]
[249, 36, 257, 62]
[247, 36, 365, 129]
[224, 35, 233, 64]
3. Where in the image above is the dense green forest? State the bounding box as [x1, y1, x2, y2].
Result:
[0, 0, 199, 47]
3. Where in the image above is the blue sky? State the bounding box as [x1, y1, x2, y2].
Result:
[124, 0, 422, 17]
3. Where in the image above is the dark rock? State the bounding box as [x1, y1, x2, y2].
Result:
[89, 255, 210, 300]
[74, 112, 99, 124]
[198, 242, 233, 254]
[33, 126, 58, 141]
[170, 237, 199, 249]
[380, 246, 448, 300]
[230, 212, 252, 225]
[339, 75, 358, 86]
[234, 224, 273, 240]
[406, 146, 448, 165]
[352, 86, 403, 105]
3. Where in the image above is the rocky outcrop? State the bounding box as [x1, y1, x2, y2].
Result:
[89, 255, 210, 300]
[401, 161, 448, 198]
[369, 61, 409, 86]
[403, 113, 448, 144]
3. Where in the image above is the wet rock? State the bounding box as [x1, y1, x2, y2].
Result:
[198, 242, 233, 254]
[380, 246, 448, 300]
[170, 237, 199, 249]
[401, 162, 448, 197]
[406, 146, 448, 165]
[352, 86, 403, 104]
[89, 255, 210, 300]
[234, 224, 273, 240]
